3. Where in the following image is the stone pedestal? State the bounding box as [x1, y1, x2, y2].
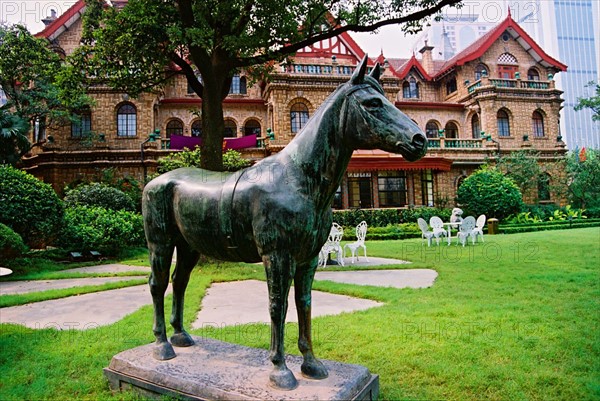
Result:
[104, 336, 379, 400]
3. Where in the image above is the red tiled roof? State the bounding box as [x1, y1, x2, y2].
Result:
[392, 54, 432, 80]
[35, 0, 86, 40]
[434, 12, 567, 78]
[349, 151, 452, 171]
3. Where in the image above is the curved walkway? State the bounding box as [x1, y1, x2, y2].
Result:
[0, 258, 437, 330]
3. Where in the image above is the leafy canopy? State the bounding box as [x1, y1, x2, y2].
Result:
[574, 81, 600, 122]
[80, 0, 462, 170]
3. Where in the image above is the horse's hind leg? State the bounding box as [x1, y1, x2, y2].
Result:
[295, 258, 328, 380]
[148, 242, 176, 360]
[170, 243, 200, 347]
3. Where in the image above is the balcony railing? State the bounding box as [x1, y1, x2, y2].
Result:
[427, 138, 483, 149]
[468, 78, 552, 94]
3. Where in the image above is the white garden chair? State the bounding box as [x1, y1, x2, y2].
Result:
[472, 214, 486, 242]
[318, 222, 344, 267]
[417, 218, 435, 247]
[344, 221, 369, 263]
[456, 216, 476, 246]
[429, 216, 447, 245]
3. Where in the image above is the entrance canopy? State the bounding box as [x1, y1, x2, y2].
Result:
[348, 150, 452, 171]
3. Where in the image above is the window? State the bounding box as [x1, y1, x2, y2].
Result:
[444, 122, 458, 138]
[117, 103, 137, 137]
[290, 102, 309, 133]
[0, 86, 7, 106]
[378, 171, 407, 207]
[71, 111, 91, 138]
[33, 116, 46, 142]
[332, 186, 343, 209]
[348, 174, 372, 209]
[446, 77, 457, 95]
[244, 119, 261, 136]
[538, 173, 551, 201]
[425, 121, 439, 138]
[166, 120, 183, 138]
[497, 109, 510, 137]
[224, 120, 237, 137]
[471, 114, 481, 139]
[403, 77, 419, 98]
[475, 64, 488, 80]
[498, 53, 518, 64]
[527, 68, 540, 81]
[229, 75, 247, 94]
[421, 170, 434, 207]
[191, 119, 202, 137]
[532, 111, 545, 137]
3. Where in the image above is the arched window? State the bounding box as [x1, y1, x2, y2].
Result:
[471, 114, 481, 139]
[166, 120, 183, 138]
[527, 68, 540, 81]
[538, 173, 551, 201]
[229, 75, 247, 94]
[456, 175, 467, 190]
[191, 119, 202, 137]
[244, 119, 261, 136]
[290, 102, 309, 133]
[498, 53, 518, 64]
[71, 110, 91, 138]
[475, 64, 488, 80]
[498, 53, 518, 78]
[224, 119, 237, 137]
[425, 121, 439, 138]
[117, 103, 136, 137]
[403, 77, 419, 98]
[446, 77, 457, 95]
[532, 111, 545, 137]
[444, 122, 458, 138]
[497, 109, 510, 137]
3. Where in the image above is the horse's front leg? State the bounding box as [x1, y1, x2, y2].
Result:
[263, 252, 297, 390]
[170, 243, 200, 347]
[295, 258, 328, 380]
[148, 243, 176, 360]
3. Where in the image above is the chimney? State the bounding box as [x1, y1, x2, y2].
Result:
[41, 9, 57, 26]
[419, 40, 435, 75]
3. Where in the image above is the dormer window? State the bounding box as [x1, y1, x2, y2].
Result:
[527, 68, 540, 81]
[475, 64, 488, 80]
[229, 75, 247, 94]
[402, 77, 419, 98]
[446, 77, 457, 95]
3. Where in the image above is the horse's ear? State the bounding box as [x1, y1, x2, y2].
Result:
[370, 63, 381, 82]
[351, 55, 369, 85]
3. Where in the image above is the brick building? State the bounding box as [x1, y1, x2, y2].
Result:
[25, 2, 568, 208]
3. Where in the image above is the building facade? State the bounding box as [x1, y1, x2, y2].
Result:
[25, 1, 568, 209]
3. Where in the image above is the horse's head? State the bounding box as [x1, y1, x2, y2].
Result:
[341, 56, 427, 162]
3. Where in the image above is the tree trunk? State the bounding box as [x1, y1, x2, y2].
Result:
[201, 86, 225, 171]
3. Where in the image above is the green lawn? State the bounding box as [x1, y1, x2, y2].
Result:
[1, 228, 598, 400]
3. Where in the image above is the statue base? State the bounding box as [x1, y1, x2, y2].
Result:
[104, 336, 379, 400]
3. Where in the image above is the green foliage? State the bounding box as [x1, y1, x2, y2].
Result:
[157, 148, 250, 174]
[574, 81, 600, 121]
[504, 211, 543, 224]
[79, 0, 460, 170]
[0, 108, 30, 165]
[496, 149, 542, 198]
[0, 24, 91, 160]
[560, 149, 600, 209]
[59, 206, 145, 255]
[0, 166, 64, 247]
[64, 183, 136, 212]
[499, 219, 599, 234]
[333, 207, 452, 228]
[456, 166, 524, 220]
[0, 223, 28, 260]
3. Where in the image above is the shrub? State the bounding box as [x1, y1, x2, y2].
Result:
[157, 148, 251, 174]
[0, 223, 28, 260]
[59, 206, 145, 255]
[0, 165, 64, 247]
[456, 166, 523, 220]
[333, 207, 452, 228]
[64, 183, 136, 212]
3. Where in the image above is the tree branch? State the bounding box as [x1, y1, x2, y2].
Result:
[170, 51, 204, 98]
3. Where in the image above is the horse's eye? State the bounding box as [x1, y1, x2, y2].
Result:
[364, 98, 382, 109]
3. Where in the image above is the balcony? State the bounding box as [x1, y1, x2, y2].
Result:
[467, 77, 554, 96]
[427, 138, 483, 149]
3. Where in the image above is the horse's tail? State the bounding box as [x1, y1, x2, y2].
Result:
[142, 178, 178, 246]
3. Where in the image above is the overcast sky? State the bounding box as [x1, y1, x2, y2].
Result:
[1, 0, 512, 59]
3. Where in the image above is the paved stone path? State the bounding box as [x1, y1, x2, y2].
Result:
[0, 258, 437, 330]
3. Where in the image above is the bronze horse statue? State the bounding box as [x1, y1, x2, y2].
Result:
[142, 55, 427, 390]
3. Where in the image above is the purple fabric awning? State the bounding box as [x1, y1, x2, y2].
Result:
[169, 134, 257, 150]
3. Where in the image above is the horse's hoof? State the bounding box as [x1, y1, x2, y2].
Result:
[301, 358, 329, 380]
[153, 342, 176, 360]
[171, 332, 195, 347]
[269, 368, 298, 390]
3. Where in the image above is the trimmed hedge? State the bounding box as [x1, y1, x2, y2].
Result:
[0, 223, 28, 260]
[64, 183, 136, 212]
[0, 166, 64, 247]
[333, 207, 452, 228]
[499, 220, 600, 234]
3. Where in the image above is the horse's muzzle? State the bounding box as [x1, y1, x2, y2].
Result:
[396, 133, 427, 161]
